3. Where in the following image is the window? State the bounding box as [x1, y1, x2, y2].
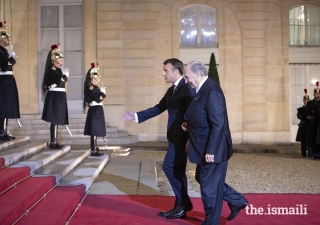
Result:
[289, 5, 320, 46]
[180, 5, 217, 48]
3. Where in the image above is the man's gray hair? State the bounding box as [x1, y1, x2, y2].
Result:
[188, 60, 208, 76]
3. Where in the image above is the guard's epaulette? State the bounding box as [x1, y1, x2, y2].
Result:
[89, 85, 94, 90]
[51, 66, 56, 70]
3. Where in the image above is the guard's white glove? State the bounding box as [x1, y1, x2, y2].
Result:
[63, 68, 70, 77]
[10, 45, 17, 58]
[100, 87, 106, 94]
[50, 84, 57, 88]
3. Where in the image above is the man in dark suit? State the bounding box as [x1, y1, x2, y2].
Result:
[122, 58, 194, 219]
[182, 60, 247, 224]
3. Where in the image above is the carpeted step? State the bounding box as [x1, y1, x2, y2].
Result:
[10, 146, 71, 174]
[15, 185, 86, 225]
[0, 136, 31, 152]
[0, 176, 56, 225]
[34, 150, 90, 182]
[0, 142, 47, 166]
[59, 154, 109, 191]
[0, 167, 30, 194]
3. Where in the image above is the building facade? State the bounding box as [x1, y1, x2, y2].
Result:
[1, 0, 320, 144]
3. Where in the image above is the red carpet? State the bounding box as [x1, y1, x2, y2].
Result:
[0, 176, 56, 225]
[69, 194, 320, 225]
[0, 167, 30, 193]
[16, 185, 86, 225]
[0, 157, 4, 167]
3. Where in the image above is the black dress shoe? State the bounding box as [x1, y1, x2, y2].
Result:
[0, 134, 15, 141]
[50, 142, 65, 149]
[165, 205, 186, 219]
[91, 151, 104, 157]
[185, 202, 193, 212]
[158, 202, 193, 217]
[227, 202, 248, 221]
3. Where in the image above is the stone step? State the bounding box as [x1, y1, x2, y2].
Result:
[34, 150, 90, 183]
[0, 136, 31, 152]
[11, 127, 119, 136]
[9, 118, 89, 125]
[59, 154, 109, 191]
[10, 146, 71, 174]
[0, 142, 47, 166]
[61, 135, 139, 146]
[8, 114, 88, 120]
[10, 123, 109, 130]
[27, 131, 129, 141]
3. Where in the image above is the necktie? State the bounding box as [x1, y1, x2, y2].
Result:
[172, 85, 176, 94]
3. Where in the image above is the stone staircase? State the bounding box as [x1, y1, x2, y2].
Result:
[0, 136, 109, 224]
[8, 114, 138, 146]
[0, 137, 109, 189]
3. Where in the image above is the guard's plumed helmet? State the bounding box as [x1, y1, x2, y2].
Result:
[90, 63, 101, 79]
[314, 82, 320, 94]
[0, 21, 10, 39]
[303, 89, 310, 101]
[50, 44, 63, 63]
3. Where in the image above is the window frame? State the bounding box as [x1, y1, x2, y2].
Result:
[289, 4, 320, 47]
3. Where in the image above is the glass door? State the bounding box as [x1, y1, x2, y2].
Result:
[38, 3, 84, 113]
[290, 65, 320, 141]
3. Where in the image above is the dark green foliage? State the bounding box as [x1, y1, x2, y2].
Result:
[208, 52, 220, 85]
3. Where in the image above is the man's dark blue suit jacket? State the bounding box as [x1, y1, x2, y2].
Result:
[184, 78, 233, 164]
[137, 78, 194, 145]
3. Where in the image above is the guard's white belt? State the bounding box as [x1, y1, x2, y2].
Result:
[0, 71, 13, 75]
[49, 88, 66, 92]
[89, 101, 102, 106]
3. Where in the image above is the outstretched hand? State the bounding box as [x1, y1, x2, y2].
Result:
[121, 111, 135, 121]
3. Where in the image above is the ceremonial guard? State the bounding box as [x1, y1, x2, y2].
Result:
[42, 44, 69, 149]
[306, 82, 320, 159]
[0, 21, 19, 141]
[296, 89, 309, 157]
[83, 63, 106, 156]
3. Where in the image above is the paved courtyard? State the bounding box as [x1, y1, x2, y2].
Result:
[86, 144, 320, 196]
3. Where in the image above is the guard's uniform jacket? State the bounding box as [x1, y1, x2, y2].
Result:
[84, 84, 106, 136]
[41, 66, 69, 125]
[0, 45, 20, 118]
[296, 105, 308, 142]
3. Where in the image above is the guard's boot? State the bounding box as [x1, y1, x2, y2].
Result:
[49, 124, 64, 149]
[0, 118, 15, 141]
[90, 136, 103, 156]
[0, 118, 4, 140]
